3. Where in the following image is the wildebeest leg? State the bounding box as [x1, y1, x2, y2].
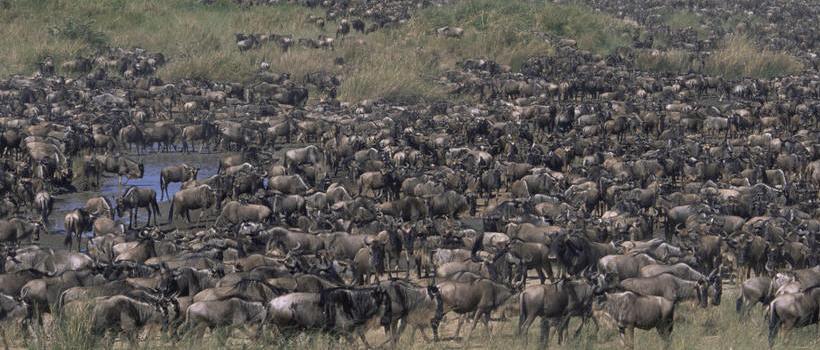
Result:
[141, 207, 148, 227]
[518, 309, 537, 344]
[358, 330, 375, 350]
[454, 314, 466, 338]
[574, 313, 595, 338]
[556, 317, 568, 344]
[657, 320, 673, 349]
[463, 310, 483, 346]
[539, 317, 550, 345]
[625, 326, 635, 350]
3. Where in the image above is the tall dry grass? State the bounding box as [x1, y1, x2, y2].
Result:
[0, 0, 636, 102]
[704, 35, 803, 79]
[4, 289, 818, 349]
[637, 35, 803, 79]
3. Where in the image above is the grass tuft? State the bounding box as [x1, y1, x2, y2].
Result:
[637, 35, 803, 79]
[705, 34, 803, 79]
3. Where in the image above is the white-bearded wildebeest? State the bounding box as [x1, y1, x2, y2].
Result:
[378, 280, 445, 346]
[592, 291, 675, 349]
[268, 174, 310, 195]
[167, 185, 216, 225]
[598, 253, 657, 281]
[181, 120, 218, 153]
[284, 145, 323, 170]
[86, 295, 175, 346]
[767, 287, 820, 348]
[639, 263, 706, 281]
[518, 279, 596, 345]
[318, 286, 393, 349]
[33, 191, 52, 225]
[118, 124, 145, 154]
[213, 201, 271, 226]
[116, 187, 160, 228]
[267, 292, 325, 331]
[0, 218, 43, 245]
[179, 298, 267, 342]
[618, 273, 710, 307]
[96, 155, 144, 185]
[160, 164, 198, 201]
[64, 209, 93, 252]
[437, 278, 516, 345]
[192, 279, 284, 303]
[353, 237, 386, 285]
[22, 269, 106, 327]
[736, 276, 777, 317]
[84, 196, 116, 220]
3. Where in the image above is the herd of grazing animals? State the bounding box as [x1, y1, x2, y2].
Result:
[0, 0, 819, 349]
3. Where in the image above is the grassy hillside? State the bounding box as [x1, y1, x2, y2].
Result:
[0, 0, 635, 102]
[0, 0, 804, 102]
[637, 35, 803, 79]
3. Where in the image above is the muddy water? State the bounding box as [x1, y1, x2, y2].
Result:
[40, 151, 227, 249]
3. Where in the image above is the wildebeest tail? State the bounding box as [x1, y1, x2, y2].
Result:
[518, 292, 526, 334]
[768, 304, 780, 348]
[471, 232, 484, 258]
[735, 295, 743, 314]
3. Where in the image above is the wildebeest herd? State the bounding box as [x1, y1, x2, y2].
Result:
[0, 0, 819, 349]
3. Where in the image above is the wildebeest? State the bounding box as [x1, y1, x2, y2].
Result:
[267, 292, 325, 330]
[437, 278, 515, 344]
[213, 201, 271, 226]
[639, 263, 706, 281]
[180, 297, 267, 341]
[352, 238, 386, 285]
[598, 254, 657, 281]
[318, 286, 393, 348]
[518, 279, 595, 345]
[379, 280, 444, 345]
[84, 196, 115, 220]
[735, 276, 776, 316]
[86, 295, 174, 345]
[0, 218, 43, 245]
[167, 185, 216, 225]
[767, 287, 820, 348]
[116, 187, 160, 228]
[160, 164, 199, 200]
[33, 191, 52, 225]
[64, 209, 93, 252]
[593, 291, 675, 349]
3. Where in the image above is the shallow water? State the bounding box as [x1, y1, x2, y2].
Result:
[40, 151, 226, 249]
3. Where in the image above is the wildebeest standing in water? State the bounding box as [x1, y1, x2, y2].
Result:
[116, 187, 160, 228]
[159, 164, 199, 200]
[167, 185, 216, 226]
[33, 191, 52, 225]
[64, 208, 93, 251]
